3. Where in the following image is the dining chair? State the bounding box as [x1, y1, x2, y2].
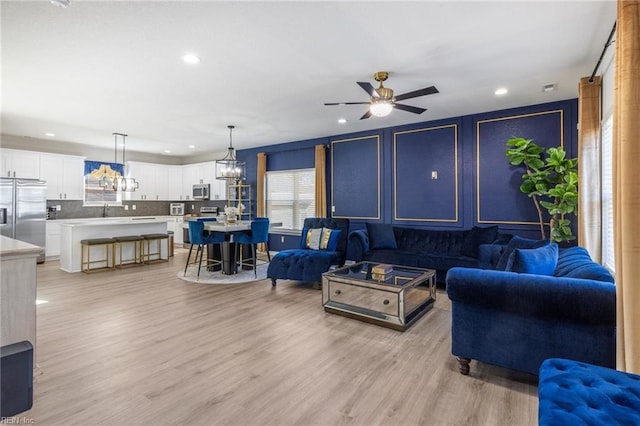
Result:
[184, 220, 226, 280]
[232, 217, 270, 277]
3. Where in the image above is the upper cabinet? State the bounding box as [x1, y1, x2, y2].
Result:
[181, 161, 225, 200]
[126, 161, 167, 201]
[39, 153, 85, 200]
[168, 166, 183, 201]
[1, 149, 40, 179]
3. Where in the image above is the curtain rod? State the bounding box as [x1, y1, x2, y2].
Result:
[589, 21, 617, 83]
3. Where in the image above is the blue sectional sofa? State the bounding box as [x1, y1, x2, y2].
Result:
[446, 245, 616, 376]
[348, 224, 512, 282]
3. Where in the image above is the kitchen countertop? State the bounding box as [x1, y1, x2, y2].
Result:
[59, 217, 173, 227]
[0, 235, 43, 256]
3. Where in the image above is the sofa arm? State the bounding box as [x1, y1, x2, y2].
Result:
[445, 267, 616, 326]
[348, 229, 370, 262]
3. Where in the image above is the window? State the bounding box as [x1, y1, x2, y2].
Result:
[266, 168, 315, 231]
[601, 114, 615, 273]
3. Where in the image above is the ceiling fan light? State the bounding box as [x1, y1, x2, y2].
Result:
[370, 100, 393, 117]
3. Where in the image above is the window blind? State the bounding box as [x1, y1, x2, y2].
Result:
[266, 168, 315, 231]
[601, 115, 615, 274]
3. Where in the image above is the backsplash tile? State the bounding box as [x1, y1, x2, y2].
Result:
[46, 200, 227, 220]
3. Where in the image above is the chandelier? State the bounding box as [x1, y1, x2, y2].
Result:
[216, 125, 246, 181]
[99, 133, 139, 192]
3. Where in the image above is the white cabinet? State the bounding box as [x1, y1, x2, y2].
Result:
[39, 153, 85, 200]
[1, 149, 40, 178]
[126, 162, 171, 201]
[182, 161, 225, 200]
[166, 217, 184, 245]
[168, 166, 183, 200]
[45, 221, 61, 257]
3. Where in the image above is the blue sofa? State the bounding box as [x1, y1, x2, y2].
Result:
[446, 245, 616, 376]
[348, 224, 512, 282]
[267, 218, 350, 286]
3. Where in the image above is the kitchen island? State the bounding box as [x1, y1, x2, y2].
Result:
[59, 217, 169, 273]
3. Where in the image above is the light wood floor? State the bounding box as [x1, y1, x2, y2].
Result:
[23, 250, 538, 425]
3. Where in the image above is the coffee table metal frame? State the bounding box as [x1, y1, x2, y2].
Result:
[322, 261, 436, 331]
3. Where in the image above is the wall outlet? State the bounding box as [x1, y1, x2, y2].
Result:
[132, 205, 136, 210]
[331, 205, 336, 213]
[191, 204, 195, 209]
[55, 205, 61, 211]
[431, 171, 438, 180]
[281, 236, 285, 243]
[124, 205, 129, 210]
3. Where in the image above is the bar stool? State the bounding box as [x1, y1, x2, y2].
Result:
[114, 235, 144, 267]
[80, 238, 116, 273]
[184, 221, 226, 280]
[140, 233, 169, 264]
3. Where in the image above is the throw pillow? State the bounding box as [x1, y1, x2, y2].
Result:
[461, 225, 499, 257]
[495, 235, 550, 271]
[319, 228, 342, 251]
[304, 228, 323, 250]
[506, 243, 559, 275]
[366, 223, 397, 250]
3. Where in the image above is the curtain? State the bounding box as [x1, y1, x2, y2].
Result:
[315, 144, 327, 217]
[257, 152, 267, 252]
[615, 0, 640, 373]
[577, 76, 602, 261]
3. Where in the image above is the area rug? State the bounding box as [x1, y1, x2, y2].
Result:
[177, 263, 268, 284]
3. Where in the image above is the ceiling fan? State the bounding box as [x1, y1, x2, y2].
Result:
[324, 71, 439, 119]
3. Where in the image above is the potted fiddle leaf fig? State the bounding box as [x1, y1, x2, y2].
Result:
[505, 137, 578, 242]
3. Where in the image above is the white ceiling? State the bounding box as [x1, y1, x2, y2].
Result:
[1, 1, 617, 158]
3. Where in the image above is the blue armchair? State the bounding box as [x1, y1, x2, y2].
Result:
[267, 218, 349, 287]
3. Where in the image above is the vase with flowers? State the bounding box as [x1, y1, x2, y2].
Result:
[224, 205, 239, 223]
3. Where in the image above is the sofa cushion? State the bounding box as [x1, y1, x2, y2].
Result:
[461, 226, 499, 257]
[366, 223, 397, 250]
[495, 236, 549, 271]
[506, 243, 559, 275]
[554, 246, 615, 283]
[320, 228, 342, 251]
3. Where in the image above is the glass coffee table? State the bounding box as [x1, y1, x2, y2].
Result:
[322, 261, 436, 331]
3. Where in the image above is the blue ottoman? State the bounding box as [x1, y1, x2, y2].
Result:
[539, 358, 640, 425]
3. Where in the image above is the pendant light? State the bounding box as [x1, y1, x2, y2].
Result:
[216, 125, 246, 181]
[99, 133, 139, 192]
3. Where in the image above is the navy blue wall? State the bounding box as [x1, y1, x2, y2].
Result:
[238, 98, 578, 253]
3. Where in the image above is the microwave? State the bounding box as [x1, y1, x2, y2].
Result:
[170, 203, 184, 216]
[192, 183, 210, 200]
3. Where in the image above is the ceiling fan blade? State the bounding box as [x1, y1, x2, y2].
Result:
[324, 102, 371, 106]
[360, 110, 372, 120]
[357, 82, 379, 97]
[394, 86, 439, 101]
[394, 103, 427, 114]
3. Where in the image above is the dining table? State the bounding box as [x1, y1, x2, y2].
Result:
[184, 219, 281, 275]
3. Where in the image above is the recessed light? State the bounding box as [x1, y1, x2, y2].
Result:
[50, 0, 70, 8]
[182, 53, 200, 64]
[494, 88, 508, 96]
[338, 118, 347, 124]
[164, 150, 171, 153]
[542, 83, 557, 92]
[188, 145, 195, 149]
[45, 132, 55, 137]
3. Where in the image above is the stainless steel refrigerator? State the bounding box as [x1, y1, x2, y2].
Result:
[0, 178, 46, 263]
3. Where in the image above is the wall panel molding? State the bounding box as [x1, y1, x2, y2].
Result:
[331, 135, 381, 220]
[393, 124, 459, 223]
[476, 109, 564, 225]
